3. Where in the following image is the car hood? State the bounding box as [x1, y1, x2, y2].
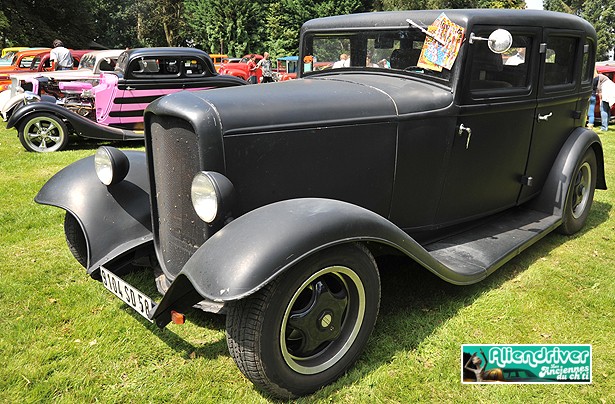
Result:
[150, 73, 453, 134]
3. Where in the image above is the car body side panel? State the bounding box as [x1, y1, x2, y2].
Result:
[34, 151, 153, 272]
[151, 198, 462, 325]
[7, 102, 142, 140]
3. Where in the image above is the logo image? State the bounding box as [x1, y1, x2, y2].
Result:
[462, 344, 591, 384]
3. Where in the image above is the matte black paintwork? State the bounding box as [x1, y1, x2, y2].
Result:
[36, 10, 606, 328]
[35, 151, 153, 272]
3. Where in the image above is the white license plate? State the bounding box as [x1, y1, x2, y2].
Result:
[99, 266, 156, 322]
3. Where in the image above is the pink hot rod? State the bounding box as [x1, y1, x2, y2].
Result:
[6, 47, 246, 152]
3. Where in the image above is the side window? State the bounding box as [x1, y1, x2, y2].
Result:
[19, 57, 34, 68]
[544, 36, 578, 87]
[581, 39, 594, 84]
[131, 58, 160, 75]
[469, 34, 532, 91]
[130, 57, 181, 76]
[184, 58, 207, 76]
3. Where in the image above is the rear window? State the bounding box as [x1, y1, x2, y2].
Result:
[544, 36, 578, 87]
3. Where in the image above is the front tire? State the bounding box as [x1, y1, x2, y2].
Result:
[18, 113, 69, 152]
[558, 148, 597, 235]
[226, 243, 380, 399]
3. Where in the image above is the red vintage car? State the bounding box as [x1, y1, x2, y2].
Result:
[0, 49, 88, 91]
[593, 63, 615, 124]
[218, 54, 263, 82]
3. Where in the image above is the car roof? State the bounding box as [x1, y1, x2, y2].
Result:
[301, 9, 595, 36]
[11, 48, 52, 60]
[120, 47, 210, 60]
[85, 49, 126, 58]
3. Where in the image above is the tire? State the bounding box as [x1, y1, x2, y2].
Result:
[18, 113, 69, 152]
[64, 213, 88, 268]
[226, 243, 380, 399]
[558, 148, 597, 235]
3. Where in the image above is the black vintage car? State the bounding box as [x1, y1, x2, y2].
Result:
[35, 9, 605, 399]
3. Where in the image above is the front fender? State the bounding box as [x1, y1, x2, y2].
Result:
[35, 150, 153, 273]
[7, 102, 142, 141]
[151, 198, 460, 327]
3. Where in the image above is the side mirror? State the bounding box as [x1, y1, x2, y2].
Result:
[469, 29, 513, 54]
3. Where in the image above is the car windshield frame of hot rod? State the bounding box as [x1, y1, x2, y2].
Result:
[35, 9, 605, 399]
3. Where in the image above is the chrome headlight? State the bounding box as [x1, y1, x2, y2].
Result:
[94, 146, 129, 186]
[191, 171, 236, 224]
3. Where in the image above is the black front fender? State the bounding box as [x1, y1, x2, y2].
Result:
[35, 150, 153, 273]
[151, 198, 463, 327]
[7, 102, 142, 141]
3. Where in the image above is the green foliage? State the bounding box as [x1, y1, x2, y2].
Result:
[1, 0, 95, 48]
[545, 0, 615, 61]
[1, 0, 609, 61]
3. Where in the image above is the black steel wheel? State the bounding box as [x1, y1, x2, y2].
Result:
[64, 213, 88, 268]
[558, 148, 597, 235]
[18, 113, 69, 152]
[226, 243, 380, 399]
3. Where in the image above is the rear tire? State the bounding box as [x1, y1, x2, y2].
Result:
[558, 148, 597, 235]
[18, 113, 69, 152]
[225, 243, 380, 399]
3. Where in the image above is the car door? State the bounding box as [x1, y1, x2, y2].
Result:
[518, 29, 591, 203]
[435, 26, 541, 226]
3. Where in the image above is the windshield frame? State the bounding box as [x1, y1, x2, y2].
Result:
[299, 26, 462, 86]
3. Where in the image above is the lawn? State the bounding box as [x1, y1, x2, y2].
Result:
[0, 124, 613, 403]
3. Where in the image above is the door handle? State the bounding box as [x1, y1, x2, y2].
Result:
[537, 112, 553, 122]
[458, 123, 472, 149]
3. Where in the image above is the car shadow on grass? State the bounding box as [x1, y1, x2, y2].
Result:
[116, 201, 611, 399]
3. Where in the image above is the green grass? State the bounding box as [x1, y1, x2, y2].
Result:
[1, 124, 614, 403]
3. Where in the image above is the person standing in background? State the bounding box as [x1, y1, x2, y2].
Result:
[587, 72, 598, 130]
[257, 52, 274, 83]
[247, 55, 258, 84]
[596, 73, 613, 132]
[50, 39, 73, 70]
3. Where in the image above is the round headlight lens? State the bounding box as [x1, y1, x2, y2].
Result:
[94, 146, 129, 186]
[191, 172, 218, 223]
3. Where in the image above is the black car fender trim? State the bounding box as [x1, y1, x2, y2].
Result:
[34, 151, 153, 273]
[151, 198, 465, 327]
[7, 102, 142, 141]
[529, 127, 606, 216]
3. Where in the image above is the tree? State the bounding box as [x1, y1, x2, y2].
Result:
[545, 0, 615, 60]
[182, 0, 265, 56]
[1, 0, 96, 48]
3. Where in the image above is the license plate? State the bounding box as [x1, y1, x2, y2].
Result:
[99, 266, 156, 322]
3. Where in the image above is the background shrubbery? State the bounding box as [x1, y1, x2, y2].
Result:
[1, 0, 613, 62]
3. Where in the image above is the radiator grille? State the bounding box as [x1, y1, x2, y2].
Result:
[149, 116, 209, 278]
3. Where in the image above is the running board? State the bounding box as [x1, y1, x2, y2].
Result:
[424, 208, 562, 280]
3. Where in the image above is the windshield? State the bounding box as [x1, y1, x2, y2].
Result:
[301, 26, 463, 83]
[79, 54, 96, 70]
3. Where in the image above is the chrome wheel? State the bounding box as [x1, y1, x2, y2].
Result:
[18, 113, 69, 152]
